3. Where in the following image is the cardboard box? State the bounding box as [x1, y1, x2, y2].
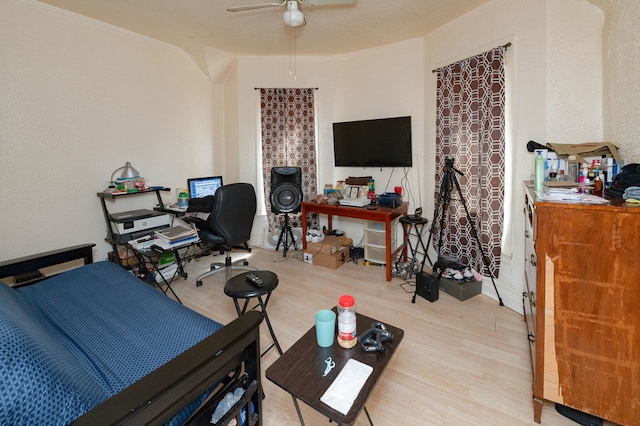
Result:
[311, 250, 346, 270]
[306, 235, 343, 256]
[438, 277, 482, 301]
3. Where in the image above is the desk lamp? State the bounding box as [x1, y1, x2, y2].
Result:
[106, 162, 140, 191]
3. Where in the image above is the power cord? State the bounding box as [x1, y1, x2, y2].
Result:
[400, 167, 416, 209]
[381, 168, 395, 193]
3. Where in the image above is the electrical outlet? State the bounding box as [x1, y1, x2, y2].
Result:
[303, 252, 313, 264]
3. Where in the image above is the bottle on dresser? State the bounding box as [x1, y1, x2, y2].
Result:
[567, 155, 579, 183]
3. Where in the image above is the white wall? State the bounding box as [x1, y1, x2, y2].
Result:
[331, 38, 425, 205]
[546, 0, 603, 143]
[0, 0, 215, 261]
[229, 39, 423, 244]
[231, 40, 425, 244]
[423, 0, 603, 311]
[232, 55, 334, 242]
[600, 0, 640, 163]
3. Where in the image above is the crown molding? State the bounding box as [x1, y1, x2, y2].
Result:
[15, 0, 181, 51]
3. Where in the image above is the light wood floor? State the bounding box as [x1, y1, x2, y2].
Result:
[168, 247, 580, 426]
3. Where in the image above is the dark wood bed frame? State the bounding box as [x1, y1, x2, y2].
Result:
[0, 244, 263, 426]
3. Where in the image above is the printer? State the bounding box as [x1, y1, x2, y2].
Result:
[110, 209, 171, 241]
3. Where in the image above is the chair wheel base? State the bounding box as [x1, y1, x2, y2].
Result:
[196, 280, 203, 287]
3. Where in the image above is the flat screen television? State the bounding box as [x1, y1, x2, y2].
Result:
[187, 176, 223, 199]
[333, 116, 412, 167]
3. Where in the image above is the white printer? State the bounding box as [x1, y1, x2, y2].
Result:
[110, 209, 171, 240]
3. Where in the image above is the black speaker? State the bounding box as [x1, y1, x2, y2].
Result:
[416, 272, 439, 302]
[270, 167, 302, 214]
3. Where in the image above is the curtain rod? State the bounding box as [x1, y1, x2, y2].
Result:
[255, 87, 318, 90]
[431, 42, 511, 73]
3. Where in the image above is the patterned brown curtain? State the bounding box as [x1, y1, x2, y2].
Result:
[260, 88, 318, 231]
[434, 46, 505, 277]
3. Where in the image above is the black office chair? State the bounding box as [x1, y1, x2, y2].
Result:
[188, 182, 257, 287]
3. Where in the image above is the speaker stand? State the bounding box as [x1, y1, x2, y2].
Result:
[276, 213, 297, 257]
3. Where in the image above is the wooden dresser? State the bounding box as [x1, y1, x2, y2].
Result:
[523, 183, 640, 425]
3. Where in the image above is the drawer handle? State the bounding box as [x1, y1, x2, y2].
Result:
[530, 254, 537, 266]
[525, 230, 530, 238]
[528, 333, 536, 343]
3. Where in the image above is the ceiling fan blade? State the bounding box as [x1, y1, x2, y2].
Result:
[303, 0, 356, 6]
[227, 1, 286, 12]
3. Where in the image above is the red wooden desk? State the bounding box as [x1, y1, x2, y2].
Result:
[301, 201, 408, 281]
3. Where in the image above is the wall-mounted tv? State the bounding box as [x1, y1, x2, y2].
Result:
[333, 116, 412, 168]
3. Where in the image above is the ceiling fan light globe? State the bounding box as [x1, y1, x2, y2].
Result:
[284, 11, 304, 27]
[284, 1, 305, 27]
[284, 10, 305, 26]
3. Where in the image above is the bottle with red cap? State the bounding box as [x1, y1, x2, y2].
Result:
[337, 295, 357, 349]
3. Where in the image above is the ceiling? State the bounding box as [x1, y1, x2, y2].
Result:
[37, 0, 492, 56]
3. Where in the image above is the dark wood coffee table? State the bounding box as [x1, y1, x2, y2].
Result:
[265, 309, 404, 425]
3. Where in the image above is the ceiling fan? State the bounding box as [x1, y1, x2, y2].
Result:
[227, 0, 357, 27]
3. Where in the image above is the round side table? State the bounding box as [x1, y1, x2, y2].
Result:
[224, 270, 282, 356]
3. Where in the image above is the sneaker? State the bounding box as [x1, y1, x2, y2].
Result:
[462, 267, 475, 282]
[308, 229, 324, 243]
[307, 228, 322, 242]
[472, 268, 484, 281]
[443, 268, 464, 283]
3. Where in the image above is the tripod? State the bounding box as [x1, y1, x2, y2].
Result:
[416, 157, 503, 306]
[276, 213, 297, 257]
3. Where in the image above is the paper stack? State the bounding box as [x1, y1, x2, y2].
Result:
[154, 226, 198, 248]
[537, 184, 609, 204]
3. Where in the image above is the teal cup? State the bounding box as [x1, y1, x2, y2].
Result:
[315, 309, 336, 347]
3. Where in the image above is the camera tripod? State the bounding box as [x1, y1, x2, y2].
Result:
[417, 157, 503, 306]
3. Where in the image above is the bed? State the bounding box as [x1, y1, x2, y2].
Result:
[0, 244, 263, 426]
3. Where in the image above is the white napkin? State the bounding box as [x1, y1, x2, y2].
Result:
[320, 359, 373, 415]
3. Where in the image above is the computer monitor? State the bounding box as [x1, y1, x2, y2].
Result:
[187, 176, 223, 199]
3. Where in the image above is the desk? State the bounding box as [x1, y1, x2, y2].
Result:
[266, 309, 404, 425]
[128, 239, 198, 304]
[97, 187, 171, 268]
[302, 202, 408, 281]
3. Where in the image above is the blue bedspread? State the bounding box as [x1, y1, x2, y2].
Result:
[0, 261, 223, 425]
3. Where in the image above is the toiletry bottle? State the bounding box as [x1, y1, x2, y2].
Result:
[548, 159, 558, 181]
[534, 151, 544, 192]
[567, 155, 578, 183]
[579, 164, 589, 182]
[605, 158, 615, 187]
[593, 174, 604, 197]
